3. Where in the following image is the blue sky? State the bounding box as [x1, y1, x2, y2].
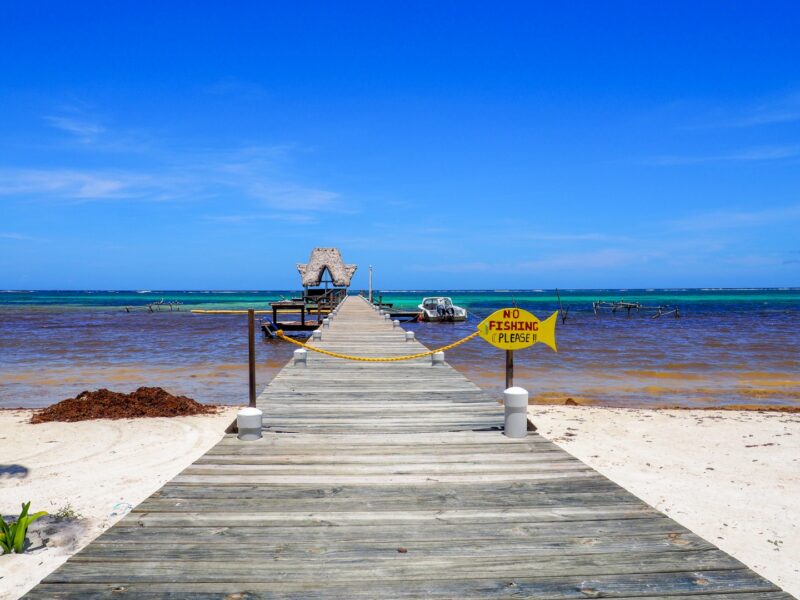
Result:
[1, 1, 799, 289]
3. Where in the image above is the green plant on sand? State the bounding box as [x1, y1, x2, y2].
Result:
[0, 501, 48, 554]
[54, 503, 82, 521]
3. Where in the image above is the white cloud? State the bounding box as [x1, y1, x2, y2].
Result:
[4, 101, 355, 220]
[517, 249, 645, 270]
[248, 183, 344, 212]
[0, 144, 353, 215]
[407, 262, 494, 273]
[204, 213, 318, 224]
[44, 115, 105, 142]
[0, 169, 157, 200]
[644, 145, 800, 166]
[672, 204, 800, 231]
[0, 232, 40, 241]
[408, 250, 646, 274]
[513, 232, 631, 243]
[720, 92, 800, 128]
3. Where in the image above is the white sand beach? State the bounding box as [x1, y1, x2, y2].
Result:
[529, 406, 800, 597]
[0, 408, 239, 600]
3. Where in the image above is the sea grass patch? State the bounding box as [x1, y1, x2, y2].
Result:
[31, 387, 217, 423]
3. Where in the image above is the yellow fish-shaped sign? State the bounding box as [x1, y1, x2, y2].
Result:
[477, 308, 558, 352]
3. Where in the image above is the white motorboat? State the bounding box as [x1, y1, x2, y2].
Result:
[417, 297, 467, 322]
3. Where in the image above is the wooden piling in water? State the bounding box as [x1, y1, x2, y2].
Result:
[247, 308, 256, 408]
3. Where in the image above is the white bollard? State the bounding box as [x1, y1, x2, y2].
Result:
[431, 351, 445, 365]
[503, 387, 529, 439]
[405, 331, 415, 342]
[322, 317, 330, 328]
[312, 329, 322, 341]
[379, 309, 384, 316]
[293, 348, 308, 366]
[384, 314, 391, 323]
[392, 319, 400, 328]
[237, 407, 263, 441]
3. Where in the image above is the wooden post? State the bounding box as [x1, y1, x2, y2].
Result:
[505, 350, 514, 389]
[248, 309, 256, 408]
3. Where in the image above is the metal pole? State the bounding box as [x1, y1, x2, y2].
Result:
[505, 350, 514, 389]
[368, 265, 373, 304]
[248, 309, 256, 408]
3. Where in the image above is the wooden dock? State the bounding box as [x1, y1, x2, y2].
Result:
[26, 296, 789, 598]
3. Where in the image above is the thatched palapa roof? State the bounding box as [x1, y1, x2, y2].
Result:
[297, 248, 357, 287]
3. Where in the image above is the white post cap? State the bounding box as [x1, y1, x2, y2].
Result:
[503, 386, 529, 439]
[503, 387, 529, 408]
[237, 407, 263, 441]
[293, 348, 308, 365]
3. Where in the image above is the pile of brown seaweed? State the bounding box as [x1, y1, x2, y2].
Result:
[31, 387, 217, 423]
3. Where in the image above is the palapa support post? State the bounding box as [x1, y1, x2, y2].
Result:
[248, 308, 256, 408]
[505, 350, 514, 389]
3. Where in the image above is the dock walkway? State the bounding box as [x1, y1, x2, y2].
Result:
[26, 296, 789, 598]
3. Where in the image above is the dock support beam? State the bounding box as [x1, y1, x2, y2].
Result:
[505, 350, 514, 389]
[248, 308, 256, 408]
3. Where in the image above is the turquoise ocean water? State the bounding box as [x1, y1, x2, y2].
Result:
[1, 289, 798, 409]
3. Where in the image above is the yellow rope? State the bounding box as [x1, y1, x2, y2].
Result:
[276, 329, 480, 362]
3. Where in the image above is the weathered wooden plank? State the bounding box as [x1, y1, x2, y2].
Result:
[74, 532, 715, 561]
[91, 517, 688, 543]
[43, 550, 745, 583]
[169, 471, 602, 484]
[179, 461, 591, 476]
[151, 478, 625, 498]
[135, 490, 642, 513]
[23, 576, 786, 600]
[195, 452, 575, 464]
[24, 586, 791, 600]
[120, 504, 658, 527]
